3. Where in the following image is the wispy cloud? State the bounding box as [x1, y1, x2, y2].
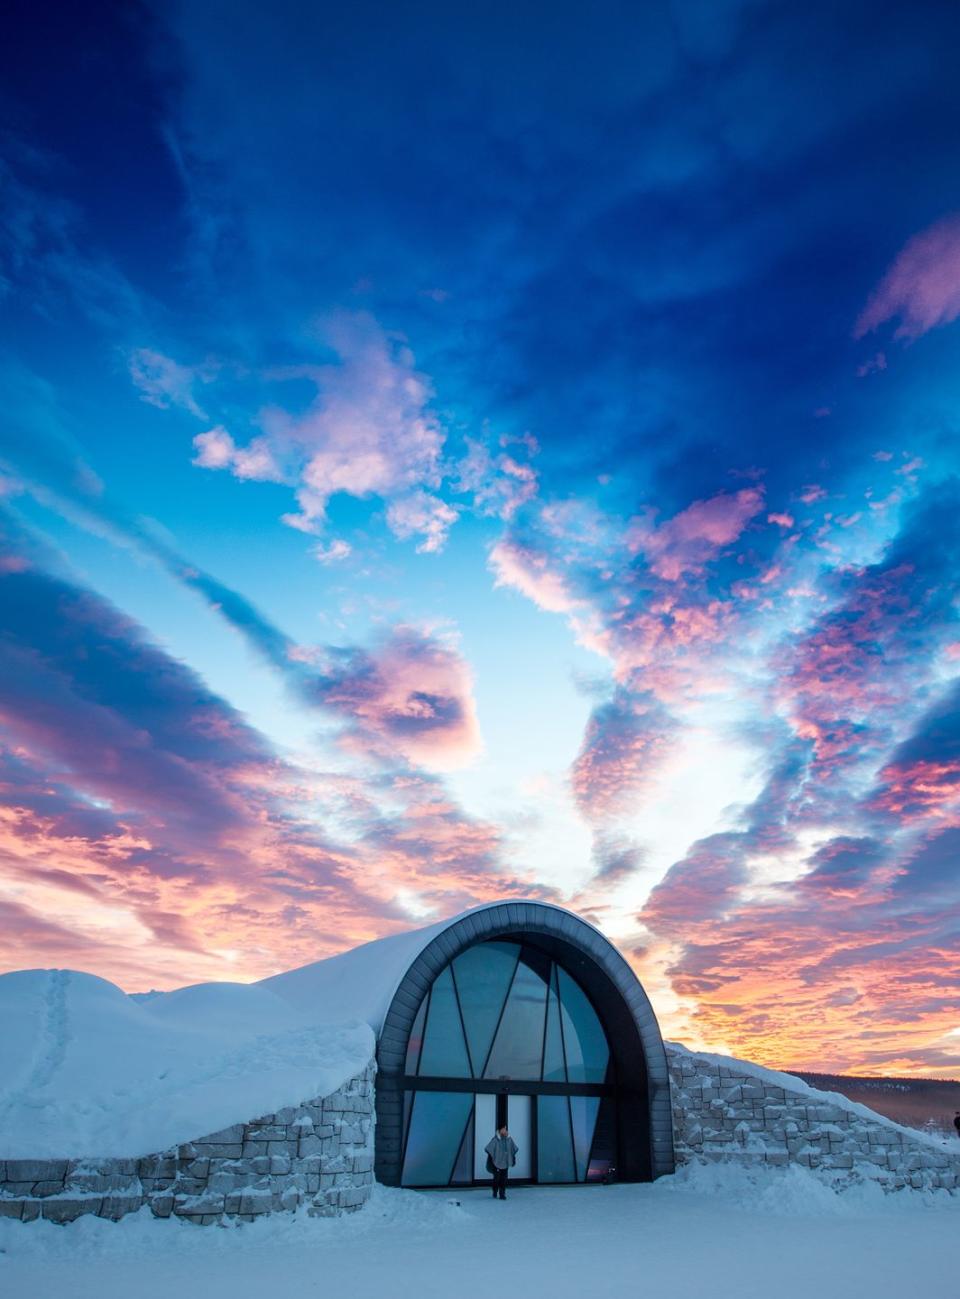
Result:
[855, 213, 960, 341]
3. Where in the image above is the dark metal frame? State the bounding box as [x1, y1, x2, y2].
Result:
[376, 901, 674, 1185]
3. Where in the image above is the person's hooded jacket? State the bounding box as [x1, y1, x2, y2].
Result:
[485, 1133, 518, 1170]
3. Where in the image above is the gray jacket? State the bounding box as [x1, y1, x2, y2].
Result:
[485, 1134, 518, 1170]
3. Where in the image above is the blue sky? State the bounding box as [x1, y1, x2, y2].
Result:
[2, 0, 960, 1074]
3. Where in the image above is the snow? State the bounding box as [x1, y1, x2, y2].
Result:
[0, 968, 373, 1158]
[1, 1164, 955, 1299]
[0, 901, 579, 1159]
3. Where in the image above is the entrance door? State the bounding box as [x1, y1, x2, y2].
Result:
[474, 1094, 496, 1179]
[473, 1094, 532, 1180]
[508, 1095, 532, 1178]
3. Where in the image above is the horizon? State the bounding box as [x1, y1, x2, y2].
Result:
[2, 0, 960, 1081]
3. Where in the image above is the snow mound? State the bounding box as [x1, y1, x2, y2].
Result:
[0, 968, 373, 1158]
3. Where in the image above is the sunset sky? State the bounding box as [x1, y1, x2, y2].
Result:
[2, 1, 959, 1077]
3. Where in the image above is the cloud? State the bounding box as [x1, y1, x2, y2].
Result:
[489, 536, 578, 613]
[642, 832, 748, 937]
[870, 679, 960, 823]
[855, 213, 960, 341]
[312, 538, 352, 564]
[455, 437, 539, 521]
[309, 625, 482, 770]
[0, 516, 271, 834]
[192, 426, 282, 480]
[637, 814, 960, 1073]
[630, 487, 766, 581]
[128, 348, 213, 419]
[776, 480, 960, 792]
[385, 491, 458, 554]
[0, 505, 527, 988]
[571, 689, 672, 821]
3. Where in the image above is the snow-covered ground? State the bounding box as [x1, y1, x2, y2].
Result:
[2, 1164, 955, 1299]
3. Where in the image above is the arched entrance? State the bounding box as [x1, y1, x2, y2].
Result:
[374, 902, 673, 1187]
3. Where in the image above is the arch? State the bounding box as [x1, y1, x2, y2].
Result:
[375, 901, 674, 1185]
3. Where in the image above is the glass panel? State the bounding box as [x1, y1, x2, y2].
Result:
[402, 1091, 474, 1186]
[557, 967, 609, 1084]
[484, 957, 548, 1079]
[405, 995, 428, 1075]
[537, 1096, 575, 1182]
[585, 1096, 617, 1182]
[418, 965, 471, 1077]
[450, 1105, 475, 1184]
[569, 1095, 600, 1181]
[451, 942, 520, 1076]
[542, 965, 566, 1082]
[402, 1089, 414, 1148]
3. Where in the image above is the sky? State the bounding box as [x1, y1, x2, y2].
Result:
[1, 0, 959, 1077]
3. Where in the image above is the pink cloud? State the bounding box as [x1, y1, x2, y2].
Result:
[488, 537, 577, 613]
[264, 313, 445, 538]
[571, 692, 671, 821]
[190, 312, 453, 553]
[855, 213, 960, 341]
[385, 491, 458, 554]
[631, 487, 765, 580]
[315, 625, 482, 770]
[192, 426, 283, 481]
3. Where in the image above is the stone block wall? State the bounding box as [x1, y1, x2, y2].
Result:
[668, 1047, 960, 1192]
[0, 1060, 375, 1225]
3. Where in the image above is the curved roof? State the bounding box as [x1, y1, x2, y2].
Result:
[259, 899, 611, 1034]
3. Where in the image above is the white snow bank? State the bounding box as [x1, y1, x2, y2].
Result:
[667, 1041, 956, 1152]
[1, 1176, 956, 1299]
[0, 968, 373, 1158]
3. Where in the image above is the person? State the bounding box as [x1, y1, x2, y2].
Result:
[953, 1111, 960, 1139]
[485, 1123, 518, 1199]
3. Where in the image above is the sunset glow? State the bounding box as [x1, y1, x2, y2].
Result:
[2, 1, 959, 1079]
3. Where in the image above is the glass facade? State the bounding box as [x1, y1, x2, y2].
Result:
[400, 939, 616, 1187]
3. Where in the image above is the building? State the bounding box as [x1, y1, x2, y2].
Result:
[368, 900, 674, 1188]
[2, 899, 957, 1225]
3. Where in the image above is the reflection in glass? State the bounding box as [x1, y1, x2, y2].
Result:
[405, 995, 427, 1075]
[537, 1096, 575, 1182]
[452, 941, 519, 1075]
[542, 967, 566, 1082]
[418, 966, 470, 1077]
[402, 1091, 474, 1186]
[586, 1096, 617, 1182]
[570, 1095, 600, 1181]
[450, 1107, 475, 1184]
[557, 967, 609, 1083]
[484, 959, 548, 1079]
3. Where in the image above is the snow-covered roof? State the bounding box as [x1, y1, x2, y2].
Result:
[0, 901, 567, 1159]
[259, 899, 599, 1031]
